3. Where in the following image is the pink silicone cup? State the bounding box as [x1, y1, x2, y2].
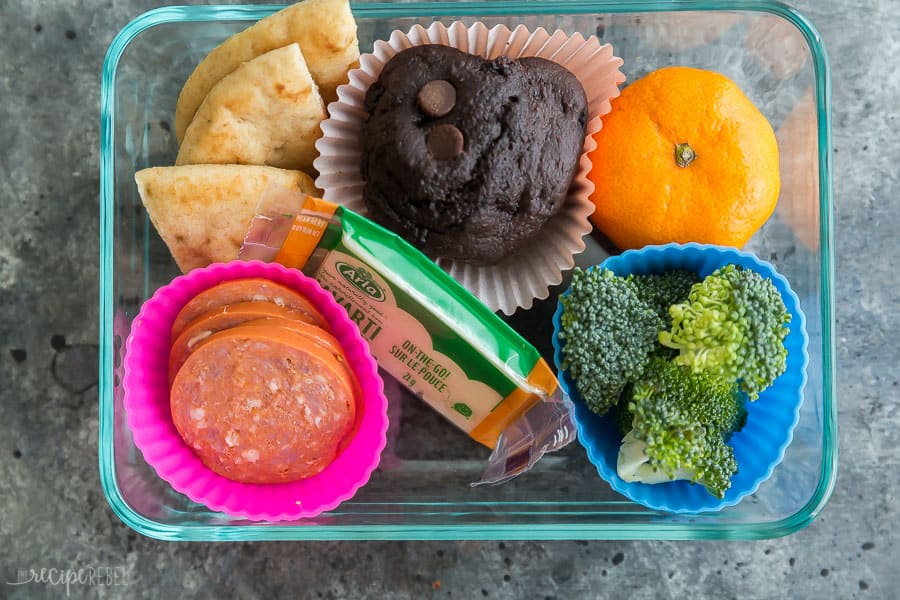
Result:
[122, 260, 388, 521]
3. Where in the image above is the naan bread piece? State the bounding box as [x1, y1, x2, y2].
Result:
[174, 0, 358, 143]
[134, 165, 318, 273]
[176, 44, 325, 173]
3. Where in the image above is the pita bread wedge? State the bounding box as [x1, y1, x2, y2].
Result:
[176, 44, 325, 173]
[174, 0, 358, 143]
[134, 165, 318, 273]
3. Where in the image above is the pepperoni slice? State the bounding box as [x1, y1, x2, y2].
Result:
[186, 323, 355, 418]
[170, 325, 356, 484]
[169, 316, 352, 387]
[237, 318, 364, 449]
[237, 317, 345, 358]
[171, 278, 327, 339]
[168, 302, 329, 383]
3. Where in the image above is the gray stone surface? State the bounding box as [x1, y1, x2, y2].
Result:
[0, 0, 896, 598]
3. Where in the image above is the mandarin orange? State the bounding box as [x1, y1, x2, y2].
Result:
[588, 66, 780, 250]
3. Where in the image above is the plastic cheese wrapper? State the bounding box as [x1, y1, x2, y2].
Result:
[239, 188, 576, 485]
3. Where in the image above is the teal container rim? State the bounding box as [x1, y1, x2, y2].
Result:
[99, 0, 836, 541]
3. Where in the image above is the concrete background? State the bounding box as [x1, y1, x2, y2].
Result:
[1, 0, 896, 598]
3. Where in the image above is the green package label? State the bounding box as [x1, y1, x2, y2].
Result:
[313, 246, 507, 433]
[240, 192, 571, 467]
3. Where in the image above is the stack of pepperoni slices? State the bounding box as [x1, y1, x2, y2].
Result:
[166, 278, 358, 484]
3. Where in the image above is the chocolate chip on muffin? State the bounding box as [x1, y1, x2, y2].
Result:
[417, 79, 456, 118]
[361, 45, 588, 265]
[426, 123, 464, 160]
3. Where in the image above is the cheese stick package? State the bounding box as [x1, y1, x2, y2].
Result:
[240, 188, 576, 484]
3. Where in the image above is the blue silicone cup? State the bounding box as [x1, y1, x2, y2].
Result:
[552, 243, 809, 514]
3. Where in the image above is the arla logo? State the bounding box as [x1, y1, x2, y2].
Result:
[336, 262, 385, 302]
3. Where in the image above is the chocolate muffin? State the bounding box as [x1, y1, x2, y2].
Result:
[361, 45, 588, 265]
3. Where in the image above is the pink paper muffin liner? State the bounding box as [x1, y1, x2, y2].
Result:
[314, 21, 626, 315]
[122, 260, 388, 521]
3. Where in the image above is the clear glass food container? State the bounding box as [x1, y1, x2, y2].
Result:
[99, 0, 835, 540]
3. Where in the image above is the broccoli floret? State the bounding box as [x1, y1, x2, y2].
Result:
[629, 270, 702, 360]
[628, 270, 701, 325]
[617, 359, 746, 498]
[659, 264, 791, 400]
[559, 268, 662, 416]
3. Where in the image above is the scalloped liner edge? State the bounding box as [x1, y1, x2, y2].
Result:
[314, 21, 626, 315]
[550, 243, 809, 514]
[122, 261, 389, 521]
